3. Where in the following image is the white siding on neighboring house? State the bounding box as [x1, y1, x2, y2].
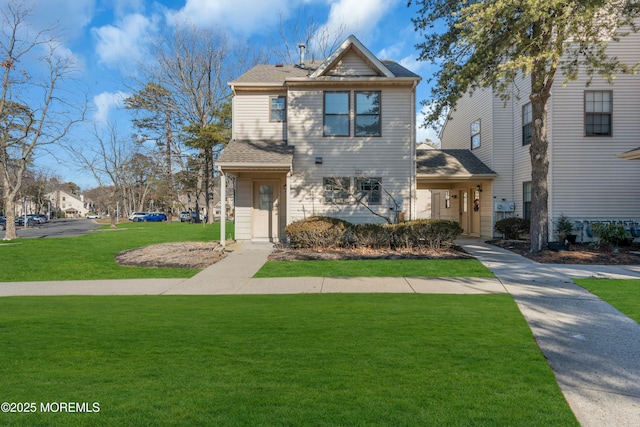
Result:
[440, 28, 640, 241]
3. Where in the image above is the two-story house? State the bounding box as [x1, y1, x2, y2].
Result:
[432, 29, 640, 242]
[216, 35, 421, 243]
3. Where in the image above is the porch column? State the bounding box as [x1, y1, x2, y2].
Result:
[220, 172, 226, 247]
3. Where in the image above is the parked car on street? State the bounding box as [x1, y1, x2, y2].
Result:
[15, 216, 35, 226]
[141, 212, 167, 222]
[0, 216, 5, 231]
[179, 211, 191, 222]
[29, 214, 47, 224]
[86, 213, 101, 219]
[129, 212, 148, 221]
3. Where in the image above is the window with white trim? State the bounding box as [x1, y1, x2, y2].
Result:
[356, 178, 382, 205]
[355, 91, 381, 136]
[470, 119, 481, 149]
[324, 92, 350, 136]
[323, 177, 350, 204]
[270, 96, 286, 122]
[585, 91, 612, 136]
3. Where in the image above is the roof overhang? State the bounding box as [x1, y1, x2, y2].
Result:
[415, 149, 498, 188]
[617, 147, 640, 160]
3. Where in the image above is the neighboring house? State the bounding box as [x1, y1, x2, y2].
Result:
[47, 190, 91, 218]
[431, 29, 640, 241]
[217, 35, 421, 243]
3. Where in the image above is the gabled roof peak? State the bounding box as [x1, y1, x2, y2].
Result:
[309, 34, 395, 79]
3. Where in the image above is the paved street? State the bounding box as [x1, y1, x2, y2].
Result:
[0, 218, 102, 239]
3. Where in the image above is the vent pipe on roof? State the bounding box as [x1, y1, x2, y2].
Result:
[298, 43, 306, 68]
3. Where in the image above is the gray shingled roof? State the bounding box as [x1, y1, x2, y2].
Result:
[416, 149, 497, 177]
[217, 140, 294, 167]
[231, 60, 418, 85]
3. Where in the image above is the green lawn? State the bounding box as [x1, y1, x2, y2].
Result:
[255, 258, 494, 278]
[0, 222, 232, 281]
[575, 278, 640, 323]
[0, 294, 577, 426]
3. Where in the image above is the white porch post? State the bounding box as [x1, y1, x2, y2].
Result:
[220, 172, 226, 247]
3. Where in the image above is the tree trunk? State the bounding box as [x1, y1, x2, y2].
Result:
[3, 197, 17, 240]
[529, 93, 550, 252]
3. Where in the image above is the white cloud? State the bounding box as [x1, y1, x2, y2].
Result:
[92, 13, 158, 67]
[317, 0, 400, 42]
[167, 0, 300, 34]
[93, 91, 129, 124]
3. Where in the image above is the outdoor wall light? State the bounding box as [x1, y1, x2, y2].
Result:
[315, 157, 323, 164]
[476, 185, 483, 192]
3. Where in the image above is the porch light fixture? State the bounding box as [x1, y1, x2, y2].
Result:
[476, 185, 482, 192]
[315, 157, 323, 164]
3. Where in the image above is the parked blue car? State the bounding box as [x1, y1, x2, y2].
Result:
[140, 212, 167, 222]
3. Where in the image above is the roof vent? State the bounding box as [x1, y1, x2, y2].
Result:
[297, 43, 306, 69]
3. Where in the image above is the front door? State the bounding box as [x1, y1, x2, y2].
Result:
[253, 181, 279, 241]
[459, 190, 468, 234]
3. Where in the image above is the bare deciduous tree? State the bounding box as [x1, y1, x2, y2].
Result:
[0, 0, 84, 240]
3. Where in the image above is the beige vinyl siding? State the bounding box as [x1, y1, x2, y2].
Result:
[287, 85, 414, 224]
[233, 177, 253, 240]
[549, 77, 640, 224]
[233, 90, 287, 141]
[327, 51, 379, 76]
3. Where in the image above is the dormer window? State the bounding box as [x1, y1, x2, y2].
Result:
[324, 92, 350, 136]
[270, 96, 286, 122]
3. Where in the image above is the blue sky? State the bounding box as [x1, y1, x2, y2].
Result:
[7, 0, 439, 190]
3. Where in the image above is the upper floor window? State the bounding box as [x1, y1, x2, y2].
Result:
[324, 92, 350, 136]
[355, 91, 381, 136]
[522, 103, 532, 146]
[323, 177, 350, 204]
[270, 96, 286, 122]
[585, 91, 612, 136]
[470, 119, 481, 149]
[356, 178, 382, 205]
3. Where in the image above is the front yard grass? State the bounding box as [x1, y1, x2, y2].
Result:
[0, 222, 231, 282]
[254, 258, 494, 278]
[574, 278, 640, 323]
[0, 294, 576, 426]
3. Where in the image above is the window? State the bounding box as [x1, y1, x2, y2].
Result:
[522, 103, 532, 146]
[470, 119, 481, 149]
[585, 91, 612, 136]
[355, 91, 381, 136]
[523, 182, 532, 221]
[270, 96, 286, 122]
[356, 178, 382, 205]
[324, 92, 350, 136]
[323, 178, 350, 204]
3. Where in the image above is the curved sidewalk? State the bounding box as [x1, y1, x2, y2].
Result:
[457, 238, 640, 427]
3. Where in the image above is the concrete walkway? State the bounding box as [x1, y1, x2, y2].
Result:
[457, 238, 640, 427]
[2, 239, 640, 425]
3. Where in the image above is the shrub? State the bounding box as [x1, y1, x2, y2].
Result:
[284, 216, 350, 248]
[494, 217, 530, 240]
[285, 217, 463, 250]
[351, 223, 390, 249]
[592, 223, 630, 247]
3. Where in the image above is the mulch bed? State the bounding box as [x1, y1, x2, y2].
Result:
[488, 239, 640, 265]
[268, 246, 474, 261]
